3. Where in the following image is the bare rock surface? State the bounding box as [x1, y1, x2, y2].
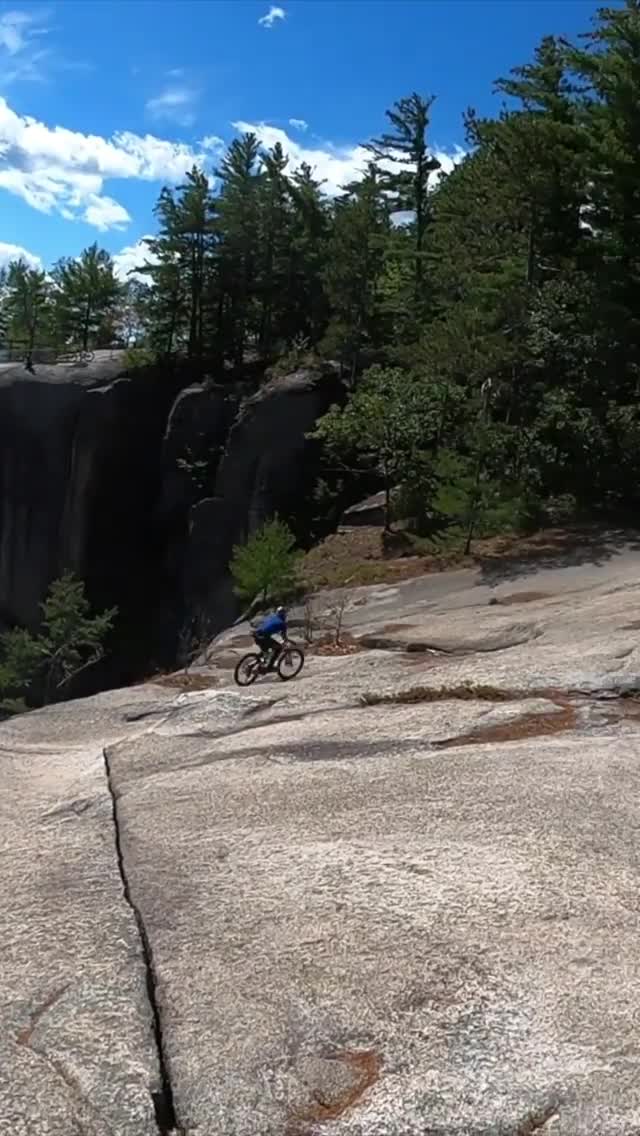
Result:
[0, 685, 177, 1136]
[6, 536, 640, 1133]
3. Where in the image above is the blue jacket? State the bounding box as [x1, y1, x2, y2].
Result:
[256, 612, 287, 637]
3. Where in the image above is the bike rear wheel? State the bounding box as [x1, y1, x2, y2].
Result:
[234, 652, 262, 686]
[277, 647, 304, 681]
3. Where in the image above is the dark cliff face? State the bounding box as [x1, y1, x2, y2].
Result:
[181, 366, 344, 632]
[0, 360, 344, 681]
[0, 360, 178, 683]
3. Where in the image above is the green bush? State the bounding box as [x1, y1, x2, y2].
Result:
[0, 574, 116, 714]
[124, 345, 156, 370]
[229, 518, 301, 605]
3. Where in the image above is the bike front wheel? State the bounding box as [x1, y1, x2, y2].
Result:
[277, 647, 305, 682]
[234, 653, 262, 686]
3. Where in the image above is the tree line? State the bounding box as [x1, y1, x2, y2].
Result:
[3, 0, 640, 532]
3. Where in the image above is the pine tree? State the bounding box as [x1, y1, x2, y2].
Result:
[0, 574, 116, 710]
[142, 168, 216, 366]
[230, 519, 300, 604]
[368, 93, 440, 305]
[322, 163, 391, 377]
[176, 167, 218, 365]
[257, 142, 291, 355]
[284, 163, 329, 346]
[216, 134, 262, 366]
[566, 0, 640, 394]
[4, 259, 51, 368]
[52, 244, 120, 352]
[470, 36, 586, 286]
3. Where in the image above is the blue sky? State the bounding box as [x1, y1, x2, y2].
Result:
[0, 0, 607, 278]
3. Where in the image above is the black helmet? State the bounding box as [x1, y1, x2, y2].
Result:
[276, 605, 286, 615]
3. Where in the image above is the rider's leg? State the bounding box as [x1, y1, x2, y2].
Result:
[264, 636, 281, 669]
[253, 633, 270, 662]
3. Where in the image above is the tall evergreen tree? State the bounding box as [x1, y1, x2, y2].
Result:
[323, 163, 391, 377]
[257, 142, 291, 355]
[217, 134, 262, 366]
[567, 0, 640, 394]
[52, 244, 120, 352]
[368, 93, 440, 305]
[283, 163, 329, 346]
[3, 260, 51, 368]
[142, 168, 216, 366]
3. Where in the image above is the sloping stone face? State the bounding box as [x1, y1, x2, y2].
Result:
[7, 545, 640, 1133]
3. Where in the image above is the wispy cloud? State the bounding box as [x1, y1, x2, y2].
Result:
[258, 5, 285, 28]
[289, 118, 308, 132]
[0, 8, 51, 84]
[0, 10, 38, 55]
[0, 95, 212, 230]
[146, 85, 199, 127]
[0, 9, 90, 87]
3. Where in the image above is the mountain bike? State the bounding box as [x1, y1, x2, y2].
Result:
[234, 642, 305, 686]
[56, 347, 95, 364]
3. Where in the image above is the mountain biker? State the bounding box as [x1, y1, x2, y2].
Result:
[253, 605, 288, 667]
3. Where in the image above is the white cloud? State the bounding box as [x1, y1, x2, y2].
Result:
[289, 118, 308, 132]
[83, 194, 131, 231]
[258, 6, 285, 28]
[233, 120, 367, 194]
[200, 134, 224, 152]
[433, 145, 467, 177]
[0, 95, 210, 229]
[112, 236, 158, 282]
[234, 120, 466, 197]
[146, 85, 198, 127]
[0, 239, 41, 269]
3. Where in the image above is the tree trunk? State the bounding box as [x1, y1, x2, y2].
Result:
[526, 199, 537, 288]
[415, 162, 424, 300]
[464, 459, 483, 556]
[383, 463, 392, 533]
[82, 298, 91, 352]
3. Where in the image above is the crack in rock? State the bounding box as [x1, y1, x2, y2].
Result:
[102, 746, 178, 1136]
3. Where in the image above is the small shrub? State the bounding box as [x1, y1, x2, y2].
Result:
[124, 345, 156, 370]
[0, 574, 116, 713]
[324, 590, 350, 646]
[230, 518, 301, 605]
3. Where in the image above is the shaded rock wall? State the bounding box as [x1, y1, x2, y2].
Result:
[182, 366, 344, 632]
[0, 360, 344, 676]
[0, 362, 178, 683]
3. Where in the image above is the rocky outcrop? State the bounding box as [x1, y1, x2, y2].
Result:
[0, 360, 174, 631]
[0, 357, 180, 687]
[181, 364, 344, 632]
[159, 383, 239, 519]
[0, 358, 344, 675]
